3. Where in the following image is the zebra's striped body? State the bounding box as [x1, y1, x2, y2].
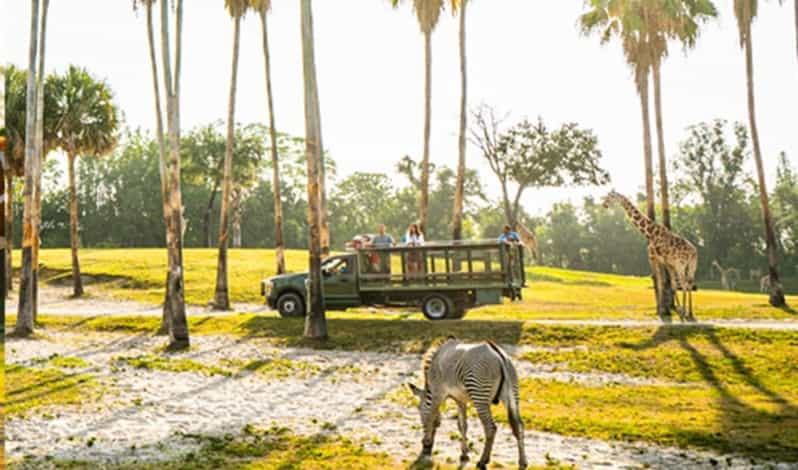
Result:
[409, 337, 527, 469]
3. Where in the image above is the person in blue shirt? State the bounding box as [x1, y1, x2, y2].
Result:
[498, 224, 521, 244]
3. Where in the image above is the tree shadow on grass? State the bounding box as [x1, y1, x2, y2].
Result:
[237, 316, 526, 353]
[623, 325, 798, 461]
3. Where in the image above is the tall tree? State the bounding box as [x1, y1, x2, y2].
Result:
[1, 96, 6, 319]
[734, 0, 787, 307]
[160, 0, 190, 348]
[213, 0, 248, 310]
[451, 0, 467, 241]
[581, 0, 665, 314]
[648, 0, 717, 229]
[300, 0, 327, 340]
[50, 66, 120, 297]
[15, 0, 41, 336]
[581, 1, 656, 224]
[392, 0, 445, 234]
[133, 0, 173, 333]
[31, 0, 51, 323]
[252, 0, 286, 274]
[469, 108, 609, 228]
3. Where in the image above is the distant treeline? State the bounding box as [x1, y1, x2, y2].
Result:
[9, 120, 797, 280]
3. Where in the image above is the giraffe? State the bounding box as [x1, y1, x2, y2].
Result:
[602, 190, 698, 321]
[515, 223, 539, 264]
[712, 260, 740, 291]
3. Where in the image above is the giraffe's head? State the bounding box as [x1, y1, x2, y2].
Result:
[601, 190, 623, 209]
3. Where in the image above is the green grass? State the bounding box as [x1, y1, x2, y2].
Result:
[11, 248, 798, 320]
[517, 379, 797, 462]
[114, 354, 233, 377]
[5, 364, 103, 417]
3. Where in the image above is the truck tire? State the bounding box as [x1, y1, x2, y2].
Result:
[422, 294, 453, 321]
[276, 292, 305, 318]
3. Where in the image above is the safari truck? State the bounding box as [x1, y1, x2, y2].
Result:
[261, 240, 526, 320]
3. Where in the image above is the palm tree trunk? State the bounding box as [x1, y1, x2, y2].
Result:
[213, 14, 241, 311]
[67, 154, 83, 297]
[203, 184, 219, 248]
[795, 0, 798, 63]
[652, 60, 675, 311]
[420, 31, 432, 235]
[16, 0, 41, 337]
[5, 174, 13, 294]
[30, 0, 49, 324]
[744, 28, 787, 307]
[451, 0, 467, 241]
[161, 0, 189, 349]
[637, 69, 662, 315]
[652, 62, 670, 229]
[300, 0, 327, 340]
[638, 73, 656, 223]
[145, 0, 172, 334]
[1, 165, 6, 318]
[259, 10, 286, 275]
[319, 149, 330, 258]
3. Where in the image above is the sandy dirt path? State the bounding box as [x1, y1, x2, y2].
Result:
[5, 331, 796, 469]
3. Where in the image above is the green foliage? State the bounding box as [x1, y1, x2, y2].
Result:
[671, 120, 766, 277]
[50, 65, 120, 159]
[497, 118, 609, 190]
[3, 63, 60, 175]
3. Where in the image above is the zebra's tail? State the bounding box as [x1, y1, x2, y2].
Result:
[486, 341, 515, 406]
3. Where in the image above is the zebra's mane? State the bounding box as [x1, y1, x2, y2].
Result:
[421, 336, 457, 383]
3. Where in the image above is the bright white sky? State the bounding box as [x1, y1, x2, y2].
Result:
[3, 0, 797, 216]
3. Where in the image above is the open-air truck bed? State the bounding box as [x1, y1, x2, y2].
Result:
[353, 240, 526, 319]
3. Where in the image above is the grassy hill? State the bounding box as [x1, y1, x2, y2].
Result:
[8, 248, 798, 320]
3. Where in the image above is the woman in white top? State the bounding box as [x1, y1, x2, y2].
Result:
[404, 223, 425, 278]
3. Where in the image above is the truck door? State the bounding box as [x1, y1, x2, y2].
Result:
[322, 255, 360, 308]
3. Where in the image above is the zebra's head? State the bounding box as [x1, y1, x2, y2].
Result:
[408, 383, 439, 454]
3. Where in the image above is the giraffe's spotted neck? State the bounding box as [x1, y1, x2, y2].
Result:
[615, 194, 655, 238]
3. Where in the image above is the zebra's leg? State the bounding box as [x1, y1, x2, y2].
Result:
[474, 402, 497, 469]
[456, 401, 469, 462]
[506, 396, 527, 469]
[421, 396, 443, 457]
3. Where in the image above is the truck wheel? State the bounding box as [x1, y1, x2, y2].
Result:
[276, 292, 305, 318]
[422, 294, 453, 321]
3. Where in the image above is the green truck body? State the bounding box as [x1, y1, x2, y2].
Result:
[261, 241, 526, 320]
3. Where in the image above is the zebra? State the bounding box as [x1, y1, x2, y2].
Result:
[407, 336, 527, 469]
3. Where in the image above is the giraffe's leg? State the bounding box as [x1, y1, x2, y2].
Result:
[649, 250, 664, 317]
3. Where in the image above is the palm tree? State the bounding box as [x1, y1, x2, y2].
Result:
[734, 0, 787, 307]
[648, 0, 717, 229]
[251, 0, 286, 275]
[392, 0, 445, 234]
[133, 0, 173, 333]
[451, 0, 467, 241]
[213, 0, 248, 310]
[50, 66, 120, 298]
[646, 0, 717, 313]
[160, 0, 190, 348]
[15, 0, 42, 337]
[581, 0, 665, 315]
[300, 0, 327, 340]
[582, 1, 656, 224]
[30, 0, 51, 323]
